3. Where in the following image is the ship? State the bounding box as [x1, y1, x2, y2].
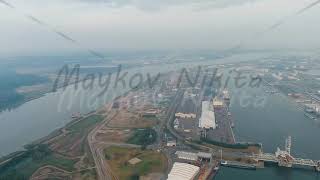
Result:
[222, 90, 231, 106]
[207, 164, 220, 179]
[220, 161, 256, 170]
[304, 113, 319, 122]
[71, 112, 82, 119]
[265, 90, 277, 94]
[304, 113, 316, 120]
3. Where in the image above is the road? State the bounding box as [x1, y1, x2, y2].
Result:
[165, 89, 186, 142]
[88, 108, 119, 180]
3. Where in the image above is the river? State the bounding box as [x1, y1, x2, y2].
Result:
[1, 55, 238, 156]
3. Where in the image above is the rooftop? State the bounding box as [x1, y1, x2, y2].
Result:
[199, 101, 216, 129]
[167, 162, 200, 180]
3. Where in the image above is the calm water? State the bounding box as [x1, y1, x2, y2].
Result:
[215, 85, 320, 179]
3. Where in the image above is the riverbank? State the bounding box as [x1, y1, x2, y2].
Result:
[0, 111, 105, 179]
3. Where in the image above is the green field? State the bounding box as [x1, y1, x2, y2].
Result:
[104, 147, 167, 180]
[0, 145, 77, 180]
[0, 113, 106, 180]
[67, 114, 104, 132]
[0, 114, 104, 179]
[127, 128, 157, 146]
[0, 69, 49, 111]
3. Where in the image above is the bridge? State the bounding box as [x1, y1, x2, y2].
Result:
[251, 136, 320, 171]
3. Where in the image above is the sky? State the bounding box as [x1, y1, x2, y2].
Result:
[0, 0, 320, 56]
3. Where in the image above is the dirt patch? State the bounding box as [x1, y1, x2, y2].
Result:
[140, 173, 165, 180]
[49, 133, 85, 157]
[108, 110, 157, 128]
[95, 129, 133, 143]
[49, 114, 104, 157]
[31, 166, 71, 180]
[104, 147, 167, 180]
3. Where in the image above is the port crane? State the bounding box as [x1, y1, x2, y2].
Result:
[252, 136, 320, 171]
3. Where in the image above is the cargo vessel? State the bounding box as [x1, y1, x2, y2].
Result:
[221, 161, 256, 170]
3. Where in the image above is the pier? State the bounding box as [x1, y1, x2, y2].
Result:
[251, 136, 320, 171]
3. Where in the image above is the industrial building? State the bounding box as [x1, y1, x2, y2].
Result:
[166, 133, 177, 147]
[175, 98, 197, 119]
[175, 151, 213, 162]
[199, 101, 216, 129]
[167, 162, 200, 180]
[305, 103, 320, 114]
[197, 152, 213, 162]
[212, 98, 224, 108]
[175, 151, 198, 161]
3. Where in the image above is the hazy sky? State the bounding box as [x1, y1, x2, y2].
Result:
[0, 0, 319, 55]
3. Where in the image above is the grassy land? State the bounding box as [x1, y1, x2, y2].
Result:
[0, 115, 104, 180]
[0, 155, 76, 180]
[47, 114, 104, 158]
[77, 168, 97, 180]
[14, 154, 76, 175]
[0, 145, 77, 180]
[127, 128, 157, 146]
[67, 114, 104, 132]
[0, 69, 49, 112]
[104, 147, 167, 180]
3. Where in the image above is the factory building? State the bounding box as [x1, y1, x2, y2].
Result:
[199, 101, 216, 129]
[175, 98, 197, 119]
[305, 103, 320, 114]
[175, 151, 198, 161]
[175, 151, 213, 162]
[167, 162, 200, 180]
[212, 98, 224, 108]
[197, 152, 213, 162]
[165, 133, 177, 147]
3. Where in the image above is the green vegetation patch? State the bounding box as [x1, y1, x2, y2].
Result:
[104, 147, 167, 180]
[78, 168, 97, 180]
[67, 114, 103, 132]
[127, 128, 157, 146]
[0, 69, 48, 111]
[0, 144, 76, 180]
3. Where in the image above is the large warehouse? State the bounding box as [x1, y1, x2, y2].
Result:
[167, 162, 200, 180]
[198, 101, 216, 129]
[175, 98, 197, 119]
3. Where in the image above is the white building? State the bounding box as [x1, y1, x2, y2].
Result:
[175, 151, 198, 161]
[175, 151, 213, 162]
[305, 103, 320, 113]
[199, 101, 216, 129]
[167, 162, 200, 180]
[212, 99, 224, 108]
[167, 140, 177, 147]
[173, 118, 180, 129]
[175, 112, 196, 119]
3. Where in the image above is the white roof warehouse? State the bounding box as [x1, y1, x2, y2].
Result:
[198, 101, 216, 129]
[167, 162, 200, 180]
